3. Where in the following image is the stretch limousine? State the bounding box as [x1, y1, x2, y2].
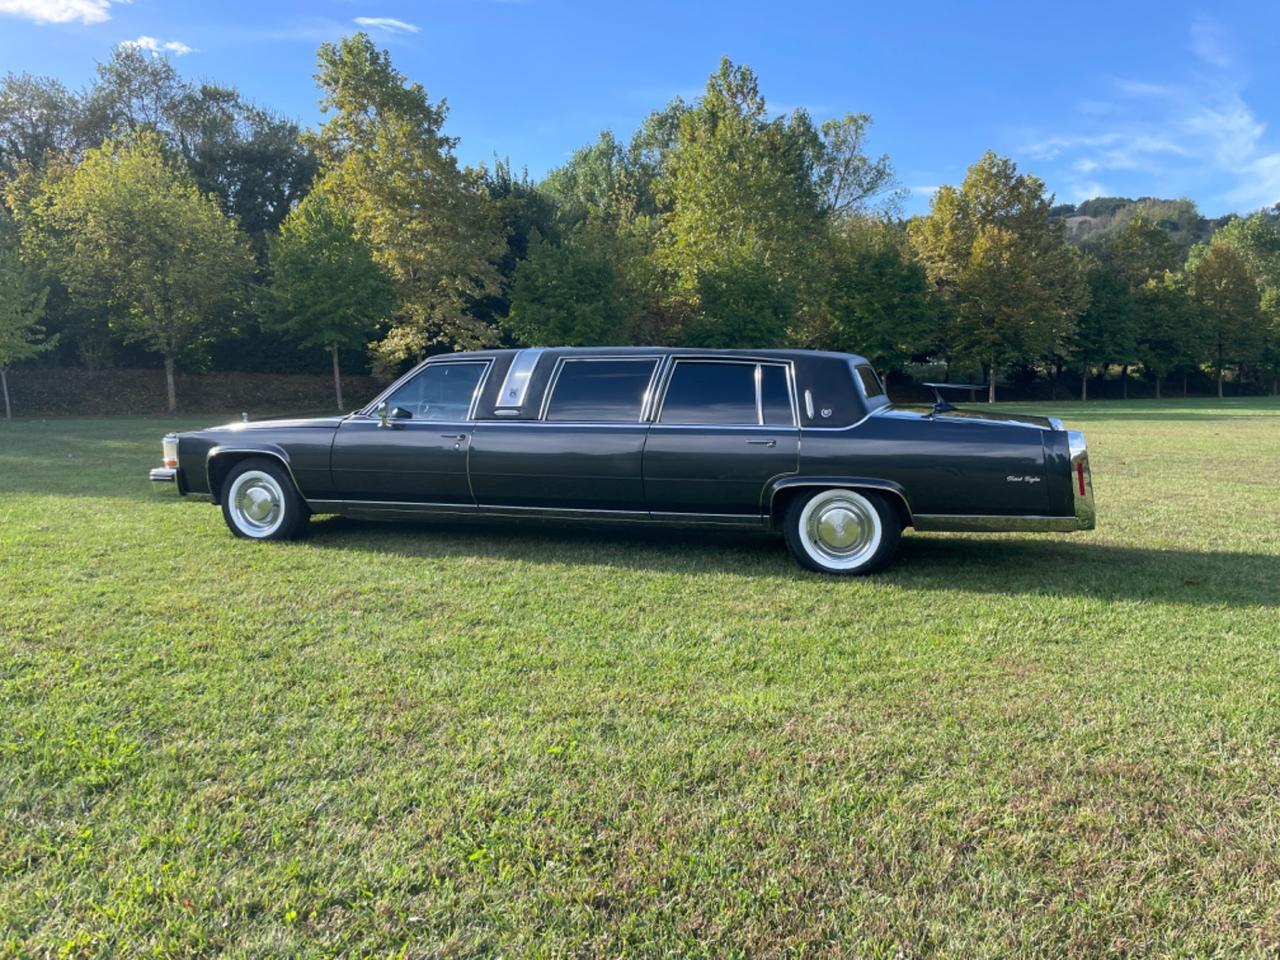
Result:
[149, 347, 1095, 574]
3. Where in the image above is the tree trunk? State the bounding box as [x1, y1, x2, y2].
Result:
[1182, 372, 1188, 397]
[988, 357, 996, 404]
[331, 343, 344, 411]
[1, 368, 10, 421]
[1216, 342, 1224, 399]
[164, 353, 177, 415]
[1121, 364, 1129, 400]
[1154, 375, 1162, 399]
[1081, 364, 1089, 401]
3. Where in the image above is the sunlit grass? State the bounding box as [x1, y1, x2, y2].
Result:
[2, 398, 1279, 957]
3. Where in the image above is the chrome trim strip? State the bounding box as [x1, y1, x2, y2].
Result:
[304, 499, 767, 527]
[204, 446, 305, 504]
[1048, 417, 1065, 432]
[1067, 429, 1097, 530]
[652, 356, 796, 427]
[913, 514, 1092, 533]
[495, 347, 546, 411]
[537, 354, 663, 423]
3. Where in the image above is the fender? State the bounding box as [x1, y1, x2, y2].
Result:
[205, 443, 302, 505]
[764, 475, 914, 529]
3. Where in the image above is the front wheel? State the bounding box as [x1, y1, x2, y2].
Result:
[782, 488, 900, 575]
[220, 457, 310, 541]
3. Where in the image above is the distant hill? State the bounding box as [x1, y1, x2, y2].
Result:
[1048, 196, 1234, 249]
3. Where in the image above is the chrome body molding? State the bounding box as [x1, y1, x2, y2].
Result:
[764, 476, 913, 525]
[912, 514, 1093, 533]
[305, 499, 767, 527]
[204, 444, 302, 505]
[1067, 429, 1097, 530]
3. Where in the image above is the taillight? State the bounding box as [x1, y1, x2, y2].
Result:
[1077, 461, 1086, 496]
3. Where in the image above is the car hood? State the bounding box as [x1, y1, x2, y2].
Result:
[877, 405, 1059, 431]
[191, 415, 350, 435]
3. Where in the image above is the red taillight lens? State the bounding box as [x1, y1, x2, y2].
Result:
[1077, 462, 1086, 496]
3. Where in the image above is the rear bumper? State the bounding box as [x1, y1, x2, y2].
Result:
[914, 514, 1094, 533]
[1067, 430, 1096, 530]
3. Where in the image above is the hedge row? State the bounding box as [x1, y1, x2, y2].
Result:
[4, 368, 383, 418]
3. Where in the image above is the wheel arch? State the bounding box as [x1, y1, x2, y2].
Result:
[767, 477, 913, 532]
[206, 445, 300, 505]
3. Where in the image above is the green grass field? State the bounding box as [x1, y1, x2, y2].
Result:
[2, 399, 1279, 958]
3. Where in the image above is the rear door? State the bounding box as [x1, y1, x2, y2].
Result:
[643, 359, 800, 516]
[329, 359, 490, 503]
[469, 356, 661, 513]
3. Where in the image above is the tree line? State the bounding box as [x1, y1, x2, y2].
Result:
[2, 36, 1279, 418]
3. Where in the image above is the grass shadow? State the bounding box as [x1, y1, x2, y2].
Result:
[305, 516, 1279, 609]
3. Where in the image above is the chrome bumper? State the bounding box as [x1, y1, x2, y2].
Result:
[149, 467, 177, 484]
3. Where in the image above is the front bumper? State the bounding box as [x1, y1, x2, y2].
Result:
[149, 467, 177, 484]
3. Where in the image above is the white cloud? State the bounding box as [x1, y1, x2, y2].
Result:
[122, 34, 194, 55]
[0, 0, 117, 24]
[353, 16, 419, 34]
[1021, 20, 1280, 214]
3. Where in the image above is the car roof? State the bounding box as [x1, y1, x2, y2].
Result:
[428, 346, 873, 367]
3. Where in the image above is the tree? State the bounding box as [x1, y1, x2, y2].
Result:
[1071, 264, 1135, 400]
[909, 152, 1088, 401]
[309, 33, 505, 373]
[656, 58, 825, 345]
[266, 188, 394, 409]
[813, 217, 934, 376]
[814, 114, 902, 216]
[0, 72, 82, 178]
[0, 239, 54, 420]
[23, 132, 251, 412]
[1133, 274, 1204, 398]
[507, 226, 632, 346]
[1187, 238, 1262, 397]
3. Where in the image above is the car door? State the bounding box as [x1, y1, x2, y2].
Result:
[469, 356, 660, 514]
[329, 359, 491, 503]
[643, 359, 800, 516]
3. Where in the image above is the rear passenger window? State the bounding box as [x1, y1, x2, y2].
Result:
[761, 364, 793, 424]
[855, 364, 885, 398]
[544, 359, 657, 421]
[659, 361, 758, 424]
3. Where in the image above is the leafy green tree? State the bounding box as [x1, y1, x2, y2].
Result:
[1133, 274, 1205, 398]
[1071, 265, 1135, 400]
[310, 33, 504, 373]
[815, 114, 902, 216]
[0, 239, 54, 420]
[655, 58, 826, 345]
[813, 217, 934, 377]
[22, 132, 251, 412]
[266, 188, 394, 409]
[909, 152, 1088, 401]
[507, 226, 631, 346]
[1187, 238, 1263, 397]
[0, 72, 82, 178]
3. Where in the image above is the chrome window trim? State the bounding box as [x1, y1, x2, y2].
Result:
[652, 356, 797, 428]
[537, 355, 664, 423]
[494, 347, 546, 412]
[360, 357, 494, 422]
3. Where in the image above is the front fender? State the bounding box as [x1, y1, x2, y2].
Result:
[205, 443, 298, 504]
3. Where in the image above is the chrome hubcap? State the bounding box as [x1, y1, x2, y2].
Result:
[800, 491, 881, 569]
[230, 471, 283, 535]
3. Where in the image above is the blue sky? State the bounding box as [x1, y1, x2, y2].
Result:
[3, 0, 1280, 217]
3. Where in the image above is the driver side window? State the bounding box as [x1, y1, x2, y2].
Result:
[384, 361, 487, 421]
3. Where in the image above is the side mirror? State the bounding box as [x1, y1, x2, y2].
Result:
[377, 400, 389, 429]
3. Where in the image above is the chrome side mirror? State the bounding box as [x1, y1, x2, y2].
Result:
[377, 400, 389, 429]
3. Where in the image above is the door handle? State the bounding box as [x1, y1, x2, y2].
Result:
[440, 434, 468, 441]
[746, 439, 776, 447]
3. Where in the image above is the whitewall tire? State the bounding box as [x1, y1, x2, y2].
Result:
[782, 488, 901, 575]
[220, 457, 310, 541]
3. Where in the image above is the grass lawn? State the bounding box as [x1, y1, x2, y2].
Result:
[2, 398, 1279, 958]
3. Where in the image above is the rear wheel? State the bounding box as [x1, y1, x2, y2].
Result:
[782, 488, 900, 575]
[220, 457, 310, 541]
